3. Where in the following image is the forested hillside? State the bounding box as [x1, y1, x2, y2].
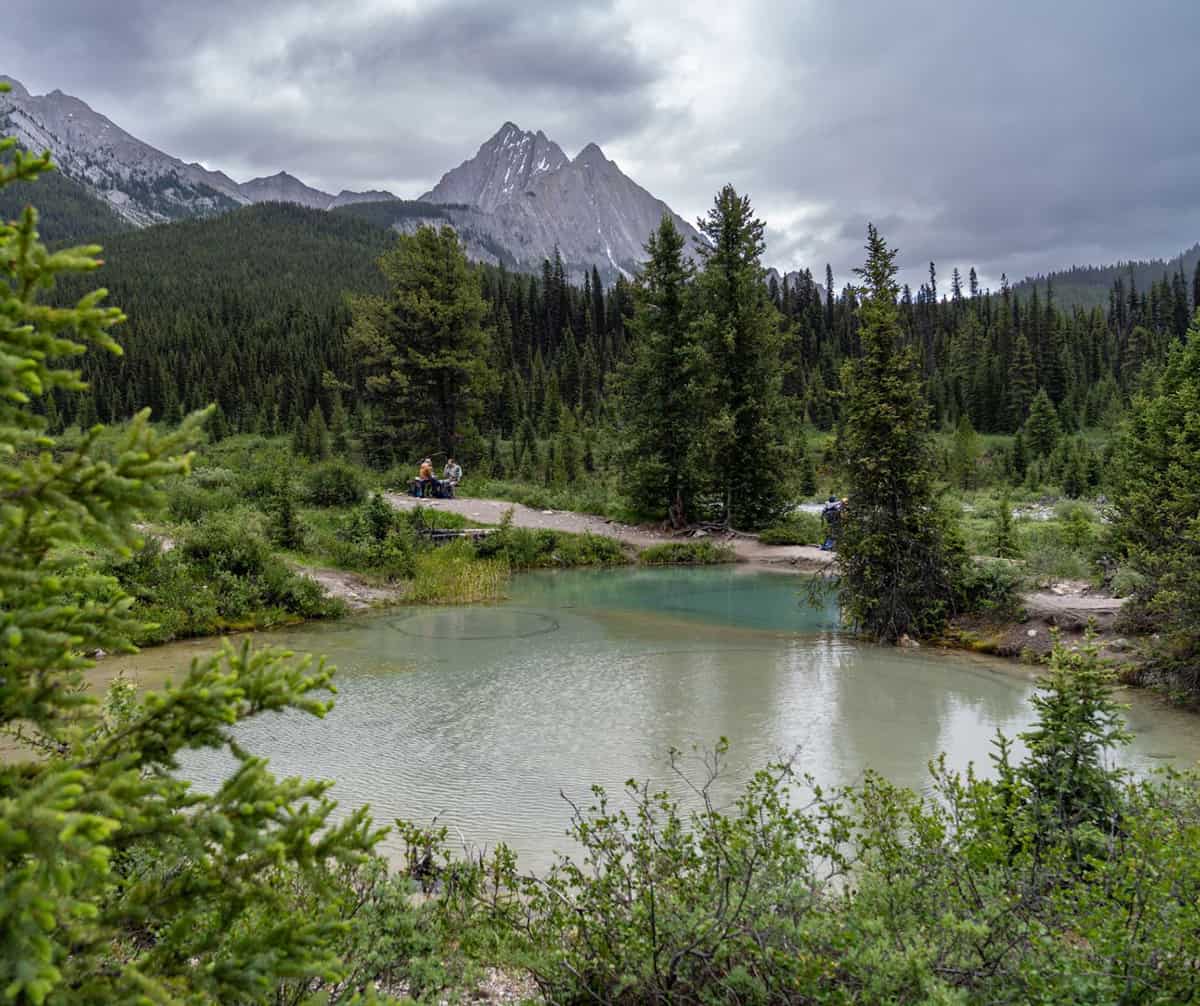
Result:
[0, 161, 128, 244]
[1014, 242, 1200, 311]
[51, 202, 393, 431]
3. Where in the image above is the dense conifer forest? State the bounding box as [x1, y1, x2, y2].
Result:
[30, 192, 1196, 473]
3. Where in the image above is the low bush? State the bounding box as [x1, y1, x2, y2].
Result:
[1055, 499, 1100, 550]
[304, 459, 369, 507]
[166, 476, 240, 523]
[108, 511, 343, 641]
[1109, 564, 1147, 598]
[957, 558, 1025, 618]
[1019, 517, 1096, 584]
[474, 511, 628, 569]
[325, 493, 417, 580]
[758, 511, 823, 545]
[639, 540, 736, 565]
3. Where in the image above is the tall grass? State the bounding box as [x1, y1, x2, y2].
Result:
[408, 542, 508, 603]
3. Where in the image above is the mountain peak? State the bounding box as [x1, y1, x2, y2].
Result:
[240, 171, 334, 210]
[420, 123, 570, 212]
[574, 142, 608, 166]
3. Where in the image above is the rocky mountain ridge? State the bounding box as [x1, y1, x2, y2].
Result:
[0, 75, 698, 280]
[414, 123, 703, 279]
[0, 76, 398, 223]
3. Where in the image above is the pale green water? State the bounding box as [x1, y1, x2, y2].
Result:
[104, 567, 1200, 870]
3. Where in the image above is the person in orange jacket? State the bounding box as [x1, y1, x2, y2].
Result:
[414, 457, 437, 497]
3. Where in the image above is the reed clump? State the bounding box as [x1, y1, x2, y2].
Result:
[408, 541, 508, 603]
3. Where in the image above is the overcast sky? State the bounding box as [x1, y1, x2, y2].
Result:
[6, 0, 1200, 288]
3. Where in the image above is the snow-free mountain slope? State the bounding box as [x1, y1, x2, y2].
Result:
[240, 171, 335, 210]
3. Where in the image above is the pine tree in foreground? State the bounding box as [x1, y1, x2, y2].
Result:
[836, 224, 965, 641]
[0, 108, 387, 1003]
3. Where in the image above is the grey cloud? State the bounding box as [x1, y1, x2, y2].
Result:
[6, 0, 659, 195]
[6, 0, 1200, 284]
[728, 0, 1200, 284]
[273, 1, 654, 97]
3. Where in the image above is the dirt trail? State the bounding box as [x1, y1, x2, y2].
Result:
[383, 492, 835, 570]
[298, 565, 403, 611]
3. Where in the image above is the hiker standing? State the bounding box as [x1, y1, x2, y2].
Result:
[821, 496, 844, 551]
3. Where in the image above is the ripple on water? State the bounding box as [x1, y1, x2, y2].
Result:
[386, 608, 560, 640]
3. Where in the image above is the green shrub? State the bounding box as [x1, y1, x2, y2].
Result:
[328, 493, 417, 580]
[758, 511, 823, 545]
[473, 511, 628, 569]
[401, 504, 470, 533]
[109, 512, 343, 641]
[1056, 500, 1099, 550]
[1019, 516, 1096, 583]
[417, 640, 1200, 1005]
[166, 476, 240, 523]
[639, 540, 736, 565]
[1109, 564, 1147, 598]
[957, 558, 1025, 618]
[177, 507, 275, 577]
[304, 459, 369, 507]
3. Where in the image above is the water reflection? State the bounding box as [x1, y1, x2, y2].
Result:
[93, 567, 1200, 871]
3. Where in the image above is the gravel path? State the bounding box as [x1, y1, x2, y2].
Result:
[297, 565, 403, 610]
[383, 493, 835, 570]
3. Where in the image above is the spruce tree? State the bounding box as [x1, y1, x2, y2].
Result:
[268, 478, 306, 550]
[350, 225, 491, 461]
[0, 116, 382, 1003]
[208, 401, 229, 441]
[303, 402, 331, 460]
[992, 494, 1021, 558]
[328, 387, 351, 455]
[1110, 316, 1200, 689]
[1007, 333, 1036, 428]
[694, 185, 790, 529]
[557, 407, 583, 484]
[949, 413, 981, 490]
[614, 216, 705, 523]
[1010, 429, 1028, 482]
[836, 225, 964, 641]
[796, 431, 818, 497]
[1024, 388, 1061, 457]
